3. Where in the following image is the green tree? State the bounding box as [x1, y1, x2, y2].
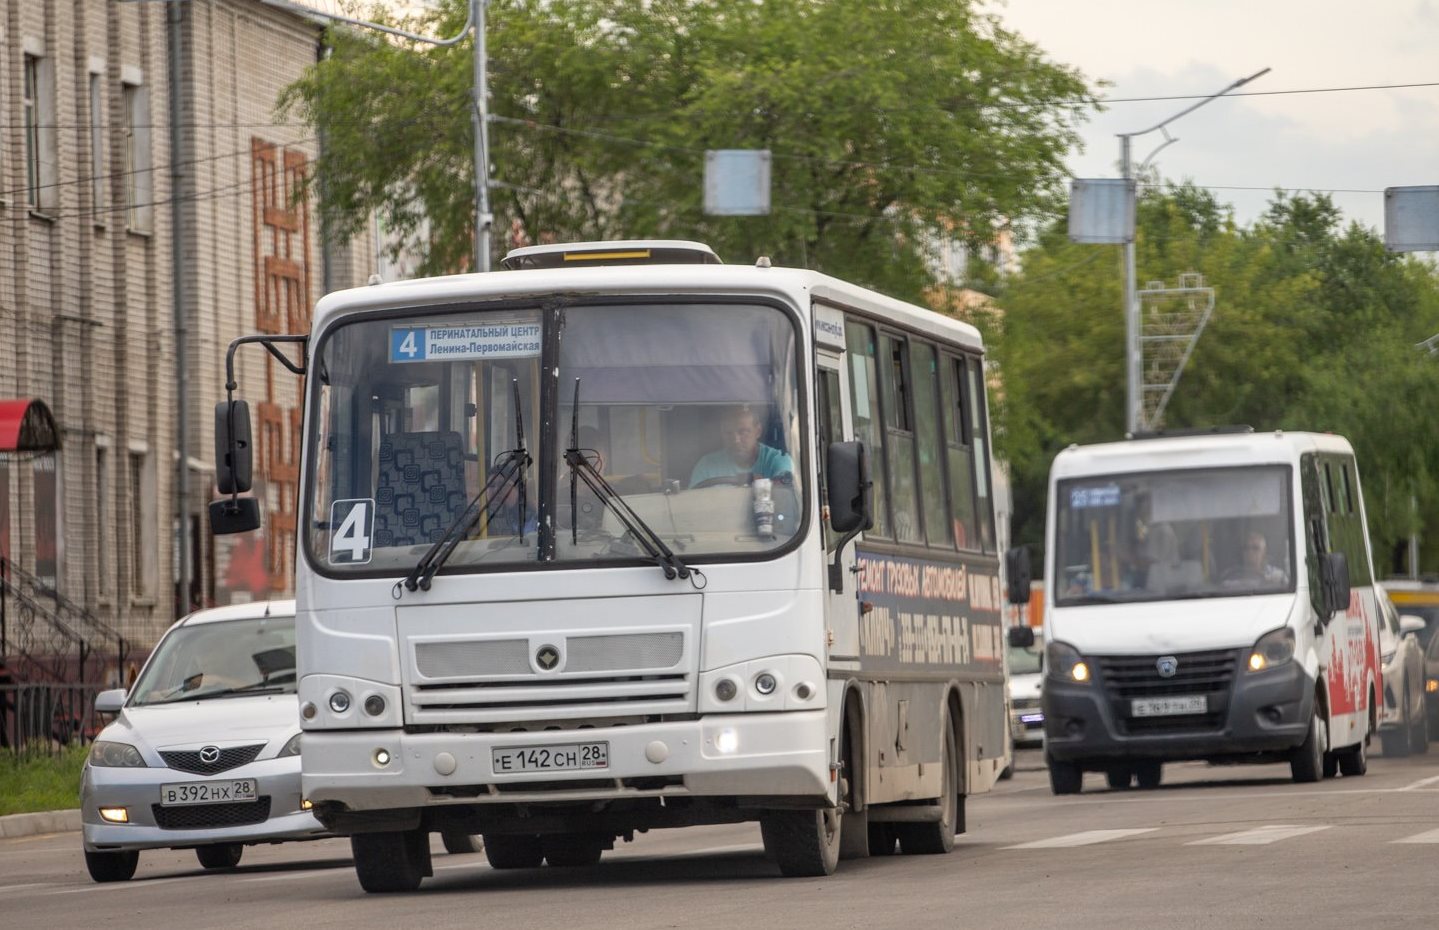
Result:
[280, 0, 1096, 291]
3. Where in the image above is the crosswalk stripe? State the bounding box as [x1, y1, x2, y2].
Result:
[1187, 825, 1330, 846]
[1005, 829, 1157, 849]
[1393, 828, 1439, 844]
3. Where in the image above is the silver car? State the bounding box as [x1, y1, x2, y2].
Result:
[80, 600, 325, 882]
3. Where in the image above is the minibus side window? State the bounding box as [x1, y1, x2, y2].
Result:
[1301, 453, 1327, 617]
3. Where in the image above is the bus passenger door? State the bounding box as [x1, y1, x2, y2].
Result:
[817, 351, 860, 663]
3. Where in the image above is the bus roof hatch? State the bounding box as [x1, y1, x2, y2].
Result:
[500, 240, 722, 271]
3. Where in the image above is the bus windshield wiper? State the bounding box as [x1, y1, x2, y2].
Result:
[402, 380, 530, 593]
[564, 378, 693, 583]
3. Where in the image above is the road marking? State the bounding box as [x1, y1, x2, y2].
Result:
[238, 869, 346, 883]
[1188, 825, 1331, 846]
[0, 882, 58, 893]
[1393, 828, 1439, 844]
[46, 876, 195, 895]
[1006, 829, 1157, 849]
[1399, 774, 1439, 791]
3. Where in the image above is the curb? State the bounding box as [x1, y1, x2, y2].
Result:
[0, 809, 82, 839]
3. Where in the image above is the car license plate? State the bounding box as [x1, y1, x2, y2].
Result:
[1131, 696, 1207, 717]
[492, 742, 609, 774]
[159, 779, 258, 807]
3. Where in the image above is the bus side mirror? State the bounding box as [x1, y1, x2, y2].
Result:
[1005, 546, 1032, 604]
[215, 400, 254, 494]
[826, 441, 872, 534]
[209, 496, 261, 535]
[1007, 625, 1036, 649]
[1320, 551, 1350, 619]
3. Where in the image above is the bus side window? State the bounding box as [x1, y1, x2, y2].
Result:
[880, 332, 922, 544]
[941, 353, 979, 550]
[966, 357, 997, 553]
[846, 320, 891, 538]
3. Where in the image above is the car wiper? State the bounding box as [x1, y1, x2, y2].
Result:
[1059, 593, 1128, 605]
[154, 685, 287, 704]
[402, 380, 530, 593]
[563, 378, 697, 584]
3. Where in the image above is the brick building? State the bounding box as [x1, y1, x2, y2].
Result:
[0, 0, 381, 661]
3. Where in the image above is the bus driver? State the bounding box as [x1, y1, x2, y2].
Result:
[689, 404, 793, 487]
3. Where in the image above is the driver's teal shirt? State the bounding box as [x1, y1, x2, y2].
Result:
[689, 444, 794, 487]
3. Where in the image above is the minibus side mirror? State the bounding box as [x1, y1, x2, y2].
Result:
[215, 399, 254, 494]
[826, 441, 872, 535]
[1320, 551, 1350, 619]
[210, 496, 261, 535]
[1005, 546, 1032, 604]
[1007, 625, 1036, 649]
[94, 689, 126, 715]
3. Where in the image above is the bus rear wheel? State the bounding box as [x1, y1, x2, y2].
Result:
[542, 833, 605, 867]
[896, 719, 959, 855]
[351, 829, 431, 893]
[482, 833, 543, 869]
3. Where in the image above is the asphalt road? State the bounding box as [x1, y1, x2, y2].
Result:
[6, 747, 1438, 930]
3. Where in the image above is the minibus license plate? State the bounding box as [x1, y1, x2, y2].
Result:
[1131, 696, 1207, 717]
[493, 742, 609, 774]
[160, 779, 258, 806]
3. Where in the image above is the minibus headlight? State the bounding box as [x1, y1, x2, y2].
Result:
[1047, 641, 1090, 684]
[1248, 627, 1295, 672]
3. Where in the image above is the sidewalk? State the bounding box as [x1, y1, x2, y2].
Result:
[0, 809, 81, 839]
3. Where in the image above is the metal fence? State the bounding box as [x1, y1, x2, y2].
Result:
[0, 683, 109, 755]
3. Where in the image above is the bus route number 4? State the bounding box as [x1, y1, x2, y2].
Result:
[330, 499, 375, 565]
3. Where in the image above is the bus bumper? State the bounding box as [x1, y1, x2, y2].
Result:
[301, 710, 831, 812]
[1043, 663, 1314, 762]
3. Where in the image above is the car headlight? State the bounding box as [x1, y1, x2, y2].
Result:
[279, 733, 303, 758]
[1046, 641, 1090, 684]
[89, 741, 146, 768]
[1248, 627, 1295, 672]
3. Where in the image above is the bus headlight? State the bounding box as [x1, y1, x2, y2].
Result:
[1047, 641, 1090, 684]
[1248, 627, 1295, 672]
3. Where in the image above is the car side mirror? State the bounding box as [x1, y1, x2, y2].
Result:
[215, 399, 254, 494]
[1005, 546, 1032, 604]
[1320, 551, 1350, 619]
[94, 689, 127, 715]
[1007, 625, 1036, 649]
[1400, 614, 1427, 636]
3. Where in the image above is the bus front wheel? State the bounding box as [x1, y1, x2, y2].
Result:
[761, 807, 841, 877]
[351, 829, 432, 893]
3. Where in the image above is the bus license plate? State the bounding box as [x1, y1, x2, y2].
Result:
[1131, 696, 1207, 717]
[492, 742, 609, 774]
[160, 779, 258, 807]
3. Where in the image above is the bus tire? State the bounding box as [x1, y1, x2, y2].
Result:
[761, 808, 841, 877]
[837, 713, 869, 860]
[896, 717, 959, 855]
[441, 831, 482, 854]
[1290, 709, 1326, 783]
[542, 833, 605, 867]
[351, 829, 431, 893]
[482, 833, 543, 869]
[84, 849, 138, 883]
[867, 822, 898, 856]
[1047, 754, 1083, 795]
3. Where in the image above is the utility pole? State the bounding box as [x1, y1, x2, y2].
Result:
[1118, 67, 1270, 435]
[260, 0, 491, 271]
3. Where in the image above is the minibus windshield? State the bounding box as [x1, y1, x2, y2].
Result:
[1054, 465, 1295, 606]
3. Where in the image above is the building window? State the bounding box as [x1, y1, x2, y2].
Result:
[122, 82, 153, 231]
[90, 73, 107, 217]
[96, 446, 110, 598]
[129, 451, 155, 597]
[23, 54, 58, 211]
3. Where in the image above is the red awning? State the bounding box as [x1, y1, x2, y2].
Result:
[0, 398, 60, 453]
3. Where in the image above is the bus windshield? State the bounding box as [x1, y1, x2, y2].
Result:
[305, 301, 804, 575]
[1054, 465, 1295, 606]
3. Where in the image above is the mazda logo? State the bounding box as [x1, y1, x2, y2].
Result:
[199, 745, 221, 764]
[535, 645, 560, 671]
[1156, 656, 1179, 679]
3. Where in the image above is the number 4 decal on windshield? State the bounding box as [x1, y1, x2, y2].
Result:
[329, 499, 375, 565]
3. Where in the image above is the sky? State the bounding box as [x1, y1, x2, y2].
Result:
[992, 0, 1439, 232]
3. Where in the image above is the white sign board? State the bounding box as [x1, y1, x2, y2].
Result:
[704, 150, 772, 216]
[1385, 186, 1439, 252]
[1069, 178, 1136, 244]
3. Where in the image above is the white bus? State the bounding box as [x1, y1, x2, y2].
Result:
[1041, 429, 1382, 793]
[211, 241, 1026, 891]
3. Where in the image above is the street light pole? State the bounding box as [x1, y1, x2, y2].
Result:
[260, 0, 490, 271]
[1118, 67, 1271, 435]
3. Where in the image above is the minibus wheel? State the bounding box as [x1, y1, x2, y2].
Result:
[1135, 761, 1162, 789]
[1047, 754, 1083, 795]
[441, 831, 483, 854]
[1289, 709, 1326, 783]
[1105, 767, 1133, 790]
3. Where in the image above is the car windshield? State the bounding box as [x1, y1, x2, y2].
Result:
[1008, 642, 1042, 675]
[306, 301, 805, 574]
[1054, 465, 1295, 606]
[130, 616, 297, 706]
